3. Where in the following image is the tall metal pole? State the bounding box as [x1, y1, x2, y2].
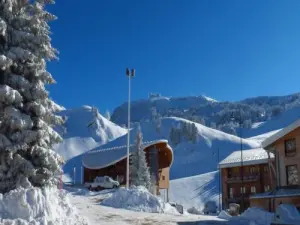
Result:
[231, 111, 244, 212]
[240, 125, 244, 212]
[126, 73, 131, 189]
[218, 148, 221, 211]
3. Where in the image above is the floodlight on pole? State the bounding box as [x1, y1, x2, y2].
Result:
[126, 68, 135, 189]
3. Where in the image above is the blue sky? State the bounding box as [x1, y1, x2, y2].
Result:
[48, 0, 300, 112]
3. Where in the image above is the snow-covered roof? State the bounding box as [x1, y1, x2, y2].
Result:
[82, 136, 173, 170]
[250, 188, 300, 199]
[262, 119, 300, 149]
[218, 148, 274, 169]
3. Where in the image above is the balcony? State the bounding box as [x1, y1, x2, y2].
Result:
[226, 174, 260, 183]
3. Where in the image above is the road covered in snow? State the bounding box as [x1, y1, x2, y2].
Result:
[68, 189, 228, 225]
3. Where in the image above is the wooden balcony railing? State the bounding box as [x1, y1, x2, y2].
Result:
[226, 174, 260, 183]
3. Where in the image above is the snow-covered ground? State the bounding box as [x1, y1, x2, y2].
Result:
[66, 186, 280, 225]
[67, 187, 227, 225]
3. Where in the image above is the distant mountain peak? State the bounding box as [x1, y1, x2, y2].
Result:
[54, 105, 127, 161]
[202, 95, 217, 102]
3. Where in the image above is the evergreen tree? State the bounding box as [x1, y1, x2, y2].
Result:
[0, 0, 63, 193]
[191, 123, 198, 143]
[130, 127, 151, 189]
[105, 110, 111, 121]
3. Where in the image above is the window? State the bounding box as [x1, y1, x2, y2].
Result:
[162, 175, 165, 181]
[240, 186, 246, 194]
[285, 138, 296, 156]
[264, 185, 270, 192]
[250, 167, 257, 173]
[251, 186, 256, 193]
[233, 167, 239, 173]
[286, 165, 299, 186]
[229, 188, 234, 198]
[264, 166, 268, 173]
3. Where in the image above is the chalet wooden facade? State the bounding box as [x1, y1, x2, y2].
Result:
[219, 148, 275, 212]
[250, 119, 300, 212]
[82, 139, 173, 195]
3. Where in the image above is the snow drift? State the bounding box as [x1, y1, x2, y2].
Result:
[101, 186, 164, 213]
[0, 187, 87, 225]
[218, 210, 232, 220]
[227, 207, 274, 225]
[276, 204, 300, 224]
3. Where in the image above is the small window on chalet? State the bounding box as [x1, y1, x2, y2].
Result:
[286, 165, 299, 186]
[250, 167, 258, 174]
[285, 138, 296, 157]
[240, 187, 246, 194]
[264, 185, 270, 192]
[229, 188, 234, 198]
[162, 176, 165, 180]
[232, 167, 239, 173]
[251, 186, 256, 193]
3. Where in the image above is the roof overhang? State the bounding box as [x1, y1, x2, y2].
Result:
[262, 119, 300, 149]
[219, 158, 272, 169]
[250, 188, 300, 199]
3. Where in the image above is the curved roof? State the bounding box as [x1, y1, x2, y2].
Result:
[82, 129, 173, 169]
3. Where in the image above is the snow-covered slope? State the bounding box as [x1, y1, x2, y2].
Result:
[111, 93, 300, 137]
[66, 116, 259, 183]
[53, 106, 127, 161]
[154, 117, 259, 179]
[242, 107, 300, 138]
[111, 95, 217, 125]
[169, 171, 220, 210]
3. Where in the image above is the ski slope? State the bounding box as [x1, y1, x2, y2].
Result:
[169, 171, 220, 211]
[242, 107, 300, 138]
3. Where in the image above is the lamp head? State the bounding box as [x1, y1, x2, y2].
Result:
[126, 68, 130, 76]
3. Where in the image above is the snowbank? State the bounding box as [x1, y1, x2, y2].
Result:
[276, 204, 300, 223]
[187, 207, 202, 215]
[0, 187, 87, 225]
[101, 186, 164, 213]
[229, 207, 274, 225]
[163, 203, 181, 215]
[218, 210, 232, 220]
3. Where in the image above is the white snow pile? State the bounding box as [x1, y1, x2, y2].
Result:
[276, 204, 300, 224]
[163, 203, 181, 215]
[187, 207, 202, 215]
[229, 207, 274, 225]
[218, 210, 232, 220]
[101, 186, 164, 213]
[0, 187, 87, 225]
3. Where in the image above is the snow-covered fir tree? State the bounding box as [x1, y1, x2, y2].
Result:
[130, 126, 151, 189]
[190, 123, 197, 143]
[151, 107, 162, 133]
[0, 0, 63, 193]
[105, 110, 110, 121]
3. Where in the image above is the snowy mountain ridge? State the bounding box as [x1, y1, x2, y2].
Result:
[111, 92, 300, 136]
[53, 106, 127, 161]
[63, 115, 260, 183]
